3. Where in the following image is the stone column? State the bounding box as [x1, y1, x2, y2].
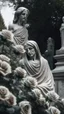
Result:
[52, 16, 64, 98]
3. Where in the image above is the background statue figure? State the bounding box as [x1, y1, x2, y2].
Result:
[44, 37, 54, 70]
[19, 40, 55, 97]
[9, 7, 29, 46]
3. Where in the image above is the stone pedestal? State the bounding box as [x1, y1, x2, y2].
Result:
[52, 17, 64, 98]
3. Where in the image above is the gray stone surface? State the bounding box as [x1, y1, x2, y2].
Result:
[52, 16, 64, 98]
[58, 81, 64, 98]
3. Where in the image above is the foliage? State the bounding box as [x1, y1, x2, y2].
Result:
[0, 72, 64, 114]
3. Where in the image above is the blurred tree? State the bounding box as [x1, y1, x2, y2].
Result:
[0, 13, 6, 31]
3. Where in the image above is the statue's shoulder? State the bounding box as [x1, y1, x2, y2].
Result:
[41, 56, 48, 64]
[8, 24, 23, 31]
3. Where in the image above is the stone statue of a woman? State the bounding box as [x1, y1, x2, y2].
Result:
[9, 7, 29, 46]
[19, 40, 55, 97]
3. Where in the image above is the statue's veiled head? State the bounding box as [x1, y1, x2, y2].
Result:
[13, 7, 29, 25]
[24, 40, 41, 60]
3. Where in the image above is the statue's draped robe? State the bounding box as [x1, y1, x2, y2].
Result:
[13, 26, 28, 46]
[21, 56, 55, 97]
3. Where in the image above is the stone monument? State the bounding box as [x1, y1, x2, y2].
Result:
[8, 7, 29, 46]
[52, 16, 64, 98]
[44, 37, 54, 70]
[19, 40, 55, 97]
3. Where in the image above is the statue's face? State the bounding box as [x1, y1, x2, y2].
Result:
[25, 45, 36, 59]
[20, 10, 28, 23]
